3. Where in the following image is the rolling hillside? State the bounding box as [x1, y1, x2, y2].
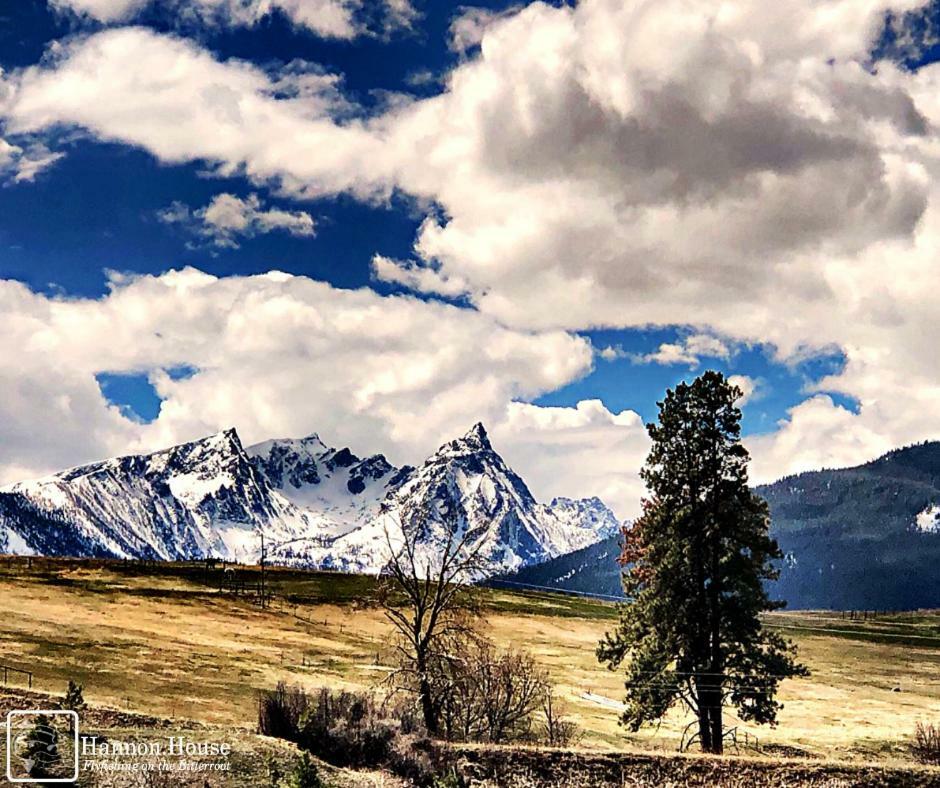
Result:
[503, 441, 940, 610]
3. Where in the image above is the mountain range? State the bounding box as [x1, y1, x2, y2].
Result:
[0, 423, 621, 578]
[500, 441, 940, 610]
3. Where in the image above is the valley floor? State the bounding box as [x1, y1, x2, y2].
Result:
[1, 557, 939, 778]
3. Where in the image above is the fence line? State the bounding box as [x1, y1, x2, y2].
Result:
[0, 663, 33, 689]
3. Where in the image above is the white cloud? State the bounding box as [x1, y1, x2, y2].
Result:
[179, 0, 360, 39]
[727, 374, 762, 406]
[48, 0, 418, 39]
[0, 269, 601, 504]
[746, 395, 893, 483]
[158, 192, 315, 248]
[448, 6, 518, 55]
[49, 0, 148, 23]
[381, 0, 419, 33]
[371, 254, 469, 298]
[0, 137, 63, 183]
[5, 29, 390, 198]
[596, 344, 626, 362]
[633, 334, 731, 367]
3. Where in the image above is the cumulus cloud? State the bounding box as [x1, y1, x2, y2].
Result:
[727, 374, 762, 406]
[48, 0, 418, 39]
[5, 29, 392, 198]
[5, 1, 940, 483]
[632, 334, 732, 367]
[158, 193, 315, 249]
[448, 6, 519, 55]
[745, 395, 893, 483]
[371, 254, 469, 298]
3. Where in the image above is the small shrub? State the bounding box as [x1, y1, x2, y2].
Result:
[539, 687, 580, 747]
[384, 735, 466, 788]
[61, 680, 85, 712]
[432, 766, 470, 788]
[913, 721, 940, 765]
[259, 685, 467, 786]
[296, 688, 395, 768]
[258, 682, 310, 741]
[280, 753, 323, 788]
[264, 753, 283, 787]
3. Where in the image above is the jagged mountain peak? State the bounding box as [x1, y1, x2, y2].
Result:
[549, 495, 606, 509]
[259, 433, 327, 451]
[143, 426, 250, 479]
[434, 422, 493, 458]
[462, 422, 491, 450]
[187, 426, 242, 450]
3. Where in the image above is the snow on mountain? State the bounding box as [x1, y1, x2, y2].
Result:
[0, 423, 622, 577]
[1, 428, 309, 562]
[915, 504, 940, 534]
[247, 434, 407, 538]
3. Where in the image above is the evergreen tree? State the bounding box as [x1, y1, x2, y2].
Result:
[597, 371, 807, 754]
[62, 680, 85, 712]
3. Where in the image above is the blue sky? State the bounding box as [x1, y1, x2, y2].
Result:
[1, 0, 939, 516]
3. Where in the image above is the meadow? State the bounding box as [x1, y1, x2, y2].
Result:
[1, 556, 939, 769]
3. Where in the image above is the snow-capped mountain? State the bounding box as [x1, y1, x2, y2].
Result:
[271, 423, 621, 574]
[0, 423, 621, 577]
[0, 429, 309, 562]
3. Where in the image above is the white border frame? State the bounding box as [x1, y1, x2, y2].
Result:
[6, 710, 79, 783]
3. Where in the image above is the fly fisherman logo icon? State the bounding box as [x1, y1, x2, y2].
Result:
[6, 710, 79, 783]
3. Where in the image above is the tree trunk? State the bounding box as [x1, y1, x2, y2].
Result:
[416, 652, 439, 736]
[696, 680, 723, 754]
[707, 691, 723, 754]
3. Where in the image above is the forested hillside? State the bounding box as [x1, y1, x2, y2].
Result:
[502, 442, 940, 610]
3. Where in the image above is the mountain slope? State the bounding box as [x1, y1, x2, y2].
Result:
[500, 441, 940, 610]
[0, 429, 311, 561]
[758, 441, 940, 610]
[493, 532, 624, 597]
[0, 424, 620, 578]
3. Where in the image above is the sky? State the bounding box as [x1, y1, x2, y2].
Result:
[1, 0, 940, 519]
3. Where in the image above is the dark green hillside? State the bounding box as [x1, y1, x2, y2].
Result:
[504, 441, 940, 610]
[491, 533, 623, 598]
[758, 440, 940, 610]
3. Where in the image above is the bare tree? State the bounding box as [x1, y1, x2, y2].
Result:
[378, 500, 486, 736]
[540, 686, 580, 747]
[474, 645, 548, 743]
[428, 634, 565, 746]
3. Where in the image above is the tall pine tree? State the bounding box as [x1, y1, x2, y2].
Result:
[598, 371, 806, 754]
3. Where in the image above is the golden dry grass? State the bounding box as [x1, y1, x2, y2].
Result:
[0, 558, 938, 766]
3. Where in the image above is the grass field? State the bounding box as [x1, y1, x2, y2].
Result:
[0, 556, 938, 768]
